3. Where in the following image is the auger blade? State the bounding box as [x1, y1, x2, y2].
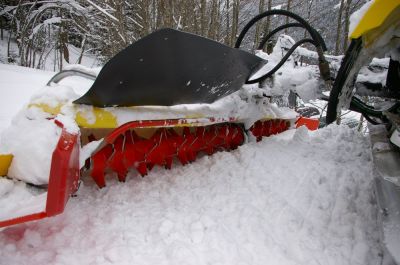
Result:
[86, 117, 295, 188]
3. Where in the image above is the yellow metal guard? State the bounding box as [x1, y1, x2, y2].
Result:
[350, 0, 400, 41]
[0, 154, 13, 176]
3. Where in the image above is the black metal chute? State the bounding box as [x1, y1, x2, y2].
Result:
[74, 28, 266, 107]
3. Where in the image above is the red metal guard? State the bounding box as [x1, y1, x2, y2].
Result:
[295, 116, 320, 131]
[0, 121, 80, 228]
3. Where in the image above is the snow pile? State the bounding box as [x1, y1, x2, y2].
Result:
[254, 35, 322, 103]
[356, 58, 389, 87]
[0, 179, 47, 222]
[105, 86, 297, 129]
[0, 125, 381, 265]
[29, 84, 80, 112]
[0, 114, 61, 185]
[27, 81, 297, 129]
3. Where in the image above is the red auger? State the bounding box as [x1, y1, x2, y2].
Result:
[88, 118, 291, 188]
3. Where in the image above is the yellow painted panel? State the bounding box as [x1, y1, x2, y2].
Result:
[28, 102, 118, 129]
[350, 0, 400, 39]
[28, 103, 62, 116]
[75, 108, 118, 128]
[0, 154, 13, 176]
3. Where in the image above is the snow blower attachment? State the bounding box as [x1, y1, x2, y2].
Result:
[0, 10, 327, 228]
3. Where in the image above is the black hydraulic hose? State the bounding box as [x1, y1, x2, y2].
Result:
[387, 102, 400, 112]
[350, 97, 400, 122]
[247, 38, 316, 84]
[235, 9, 331, 84]
[326, 38, 362, 124]
[362, 113, 382, 125]
[257, 23, 303, 50]
[235, 9, 327, 51]
[350, 97, 383, 117]
[257, 22, 326, 52]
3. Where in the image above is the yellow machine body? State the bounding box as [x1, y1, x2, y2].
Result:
[350, 0, 400, 46]
[0, 154, 13, 176]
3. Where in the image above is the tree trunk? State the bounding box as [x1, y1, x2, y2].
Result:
[230, 0, 239, 47]
[78, 36, 87, 64]
[0, 19, 3, 41]
[209, 0, 218, 39]
[200, 0, 207, 36]
[7, 32, 12, 63]
[265, 0, 273, 53]
[303, 0, 314, 38]
[335, 0, 345, 55]
[254, 0, 265, 50]
[224, 0, 230, 45]
[342, 0, 352, 52]
[285, 0, 292, 33]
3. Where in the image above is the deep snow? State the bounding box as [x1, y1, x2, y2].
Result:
[0, 64, 382, 265]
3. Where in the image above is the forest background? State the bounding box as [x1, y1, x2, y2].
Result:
[0, 0, 365, 71]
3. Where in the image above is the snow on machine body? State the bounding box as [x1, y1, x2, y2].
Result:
[0, 12, 327, 228]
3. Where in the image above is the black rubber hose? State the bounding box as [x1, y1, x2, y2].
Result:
[257, 23, 303, 50]
[350, 97, 383, 117]
[235, 9, 327, 51]
[387, 102, 400, 112]
[326, 38, 363, 124]
[257, 22, 326, 52]
[247, 38, 316, 84]
[361, 113, 382, 125]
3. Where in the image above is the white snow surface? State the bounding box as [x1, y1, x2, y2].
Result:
[0, 63, 382, 264]
[0, 124, 381, 265]
[0, 178, 47, 222]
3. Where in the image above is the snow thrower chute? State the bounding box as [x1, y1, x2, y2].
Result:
[0, 10, 327, 228]
[74, 28, 266, 107]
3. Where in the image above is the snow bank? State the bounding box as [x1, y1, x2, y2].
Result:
[0, 178, 47, 222]
[0, 125, 381, 265]
[0, 114, 61, 185]
[17, 68, 298, 132]
[254, 35, 322, 103]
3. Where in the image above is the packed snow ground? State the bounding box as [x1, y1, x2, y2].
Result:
[0, 64, 382, 264]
